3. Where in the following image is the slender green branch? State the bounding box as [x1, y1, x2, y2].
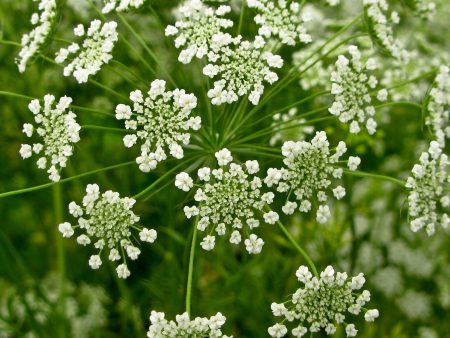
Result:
[374, 101, 423, 110]
[271, 211, 318, 277]
[81, 125, 131, 133]
[185, 215, 199, 316]
[0, 39, 21, 47]
[237, 0, 246, 35]
[343, 169, 405, 187]
[117, 13, 177, 87]
[381, 69, 437, 92]
[52, 184, 66, 338]
[0, 161, 135, 199]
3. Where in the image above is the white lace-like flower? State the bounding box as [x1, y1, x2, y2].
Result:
[265, 131, 360, 223]
[16, 0, 57, 73]
[329, 45, 386, 135]
[115, 80, 201, 172]
[405, 141, 450, 235]
[425, 66, 450, 147]
[147, 311, 232, 338]
[55, 20, 118, 83]
[166, 0, 233, 64]
[247, 0, 312, 46]
[363, 0, 409, 61]
[58, 184, 157, 278]
[268, 265, 378, 337]
[203, 36, 283, 105]
[406, 0, 435, 20]
[19, 95, 80, 182]
[176, 149, 278, 254]
[102, 0, 145, 13]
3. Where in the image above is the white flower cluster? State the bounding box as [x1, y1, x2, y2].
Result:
[115, 80, 201, 172]
[55, 20, 118, 83]
[165, 0, 233, 64]
[405, 141, 450, 235]
[175, 149, 279, 254]
[265, 131, 360, 224]
[203, 36, 283, 105]
[268, 265, 379, 337]
[363, 0, 409, 61]
[246, 0, 312, 46]
[58, 184, 157, 278]
[407, 0, 436, 20]
[102, 0, 145, 13]
[269, 107, 315, 146]
[19, 95, 80, 182]
[425, 66, 450, 147]
[329, 45, 387, 134]
[147, 311, 232, 338]
[16, 0, 57, 73]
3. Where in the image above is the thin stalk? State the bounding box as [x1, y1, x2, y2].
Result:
[374, 101, 423, 110]
[117, 13, 177, 87]
[52, 183, 66, 338]
[381, 69, 437, 92]
[272, 213, 318, 277]
[81, 125, 131, 133]
[237, 0, 246, 35]
[343, 169, 405, 187]
[0, 39, 21, 47]
[0, 161, 135, 199]
[185, 215, 199, 316]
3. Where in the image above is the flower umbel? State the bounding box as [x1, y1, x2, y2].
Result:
[265, 131, 360, 223]
[175, 149, 278, 254]
[329, 45, 387, 134]
[115, 79, 201, 172]
[102, 0, 145, 13]
[16, 0, 57, 73]
[147, 311, 232, 338]
[268, 265, 379, 337]
[424, 65, 450, 147]
[203, 36, 283, 105]
[165, 0, 233, 64]
[58, 184, 157, 278]
[405, 141, 450, 235]
[247, 0, 312, 46]
[55, 20, 118, 83]
[19, 95, 80, 182]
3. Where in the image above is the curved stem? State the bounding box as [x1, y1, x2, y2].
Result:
[81, 125, 131, 133]
[343, 169, 405, 187]
[374, 101, 423, 110]
[273, 213, 318, 277]
[0, 161, 135, 199]
[0, 39, 21, 47]
[185, 215, 199, 316]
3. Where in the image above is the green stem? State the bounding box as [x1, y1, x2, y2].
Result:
[343, 169, 405, 187]
[273, 213, 318, 277]
[381, 69, 437, 92]
[81, 125, 131, 133]
[237, 0, 246, 35]
[374, 101, 423, 110]
[117, 13, 177, 87]
[0, 39, 21, 47]
[185, 215, 199, 316]
[0, 161, 134, 199]
[52, 183, 66, 338]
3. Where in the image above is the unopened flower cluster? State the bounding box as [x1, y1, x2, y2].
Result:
[16, 0, 57, 73]
[55, 20, 118, 83]
[147, 311, 232, 338]
[268, 265, 379, 337]
[116, 79, 201, 172]
[363, 0, 408, 62]
[405, 141, 450, 235]
[19, 95, 80, 182]
[102, 0, 145, 13]
[58, 184, 157, 278]
[329, 45, 387, 134]
[265, 131, 361, 224]
[425, 66, 450, 147]
[246, 0, 312, 46]
[165, 0, 233, 64]
[175, 149, 279, 254]
[203, 35, 283, 105]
